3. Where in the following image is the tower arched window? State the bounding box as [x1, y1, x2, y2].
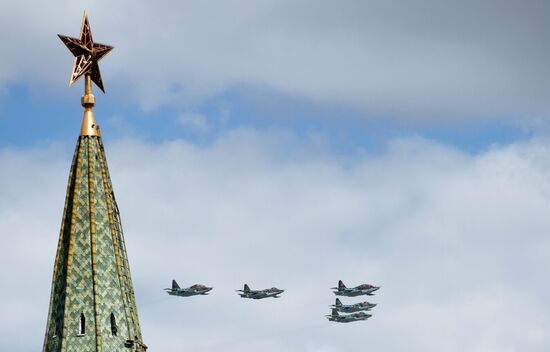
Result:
[110, 313, 118, 336]
[78, 313, 86, 335]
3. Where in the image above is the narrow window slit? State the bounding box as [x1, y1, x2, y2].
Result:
[78, 313, 86, 335]
[110, 313, 118, 336]
[52, 320, 59, 337]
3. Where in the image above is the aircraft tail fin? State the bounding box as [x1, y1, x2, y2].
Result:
[338, 280, 346, 290]
[172, 280, 180, 290]
[335, 298, 342, 307]
[331, 308, 339, 317]
[244, 284, 250, 293]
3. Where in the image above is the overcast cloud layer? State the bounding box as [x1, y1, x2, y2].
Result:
[1, 0, 550, 122]
[1, 130, 550, 351]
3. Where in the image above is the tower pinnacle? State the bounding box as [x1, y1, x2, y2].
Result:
[58, 11, 113, 136]
[58, 11, 113, 93]
[44, 12, 146, 352]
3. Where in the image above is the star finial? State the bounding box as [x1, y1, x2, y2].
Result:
[58, 11, 113, 92]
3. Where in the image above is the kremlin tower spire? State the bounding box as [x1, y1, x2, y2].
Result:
[43, 12, 147, 351]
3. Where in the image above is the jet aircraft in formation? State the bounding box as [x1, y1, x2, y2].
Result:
[331, 280, 380, 297]
[236, 284, 285, 299]
[164, 280, 212, 297]
[327, 280, 380, 323]
[326, 308, 371, 323]
[163, 279, 381, 324]
[331, 298, 376, 313]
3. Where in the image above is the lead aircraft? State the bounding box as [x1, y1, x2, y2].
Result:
[164, 280, 212, 297]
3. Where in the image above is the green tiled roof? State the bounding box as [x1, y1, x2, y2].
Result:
[43, 136, 146, 351]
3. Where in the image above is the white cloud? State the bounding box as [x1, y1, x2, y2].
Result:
[1, 1, 550, 121]
[1, 130, 550, 351]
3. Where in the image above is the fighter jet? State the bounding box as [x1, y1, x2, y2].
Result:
[332, 280, 380, 297]
[331, 298, 376, 313]
[236, 284, 284, 299]
[164, 280, 212, 297]
[326, 308, 371, 323]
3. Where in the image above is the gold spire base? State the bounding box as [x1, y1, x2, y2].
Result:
[80, 75, 101, 136]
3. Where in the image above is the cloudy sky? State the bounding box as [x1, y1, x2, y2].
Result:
[1, 1, 550, 351]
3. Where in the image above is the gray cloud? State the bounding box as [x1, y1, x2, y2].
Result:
[1, 130, 550, 351]
[1, 0, 550, 122]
